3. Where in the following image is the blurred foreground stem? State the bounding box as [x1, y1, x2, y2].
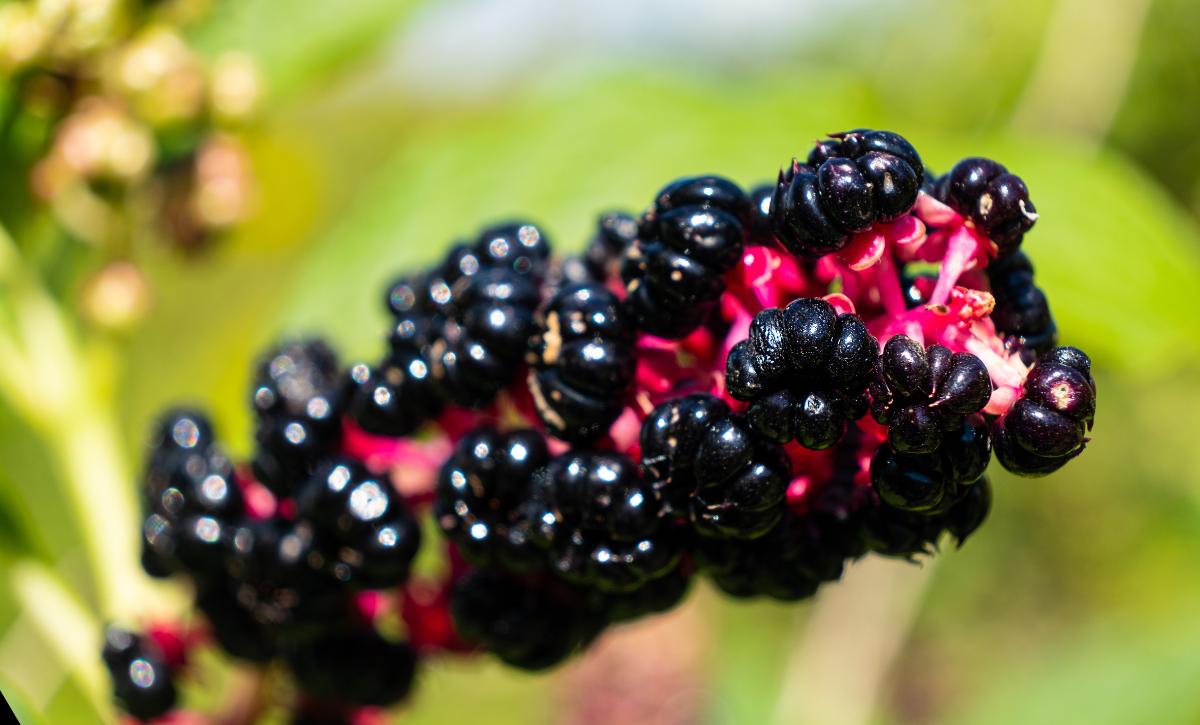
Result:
[0, 225, 141, 618]
[770, 556, 938, 725]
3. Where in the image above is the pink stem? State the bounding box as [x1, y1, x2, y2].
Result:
[874, 249, 908, 319]
[929, 226, 981, 306]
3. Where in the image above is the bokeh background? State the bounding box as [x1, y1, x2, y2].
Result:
[2, 0, 1200, 722]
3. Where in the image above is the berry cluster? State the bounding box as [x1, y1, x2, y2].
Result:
[110, 128, 1100, 720]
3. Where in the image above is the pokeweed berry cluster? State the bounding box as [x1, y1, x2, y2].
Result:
[107, 128, 1099, 721]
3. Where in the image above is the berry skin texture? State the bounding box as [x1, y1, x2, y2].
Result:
[770, 129, 923, 258]
[435, 427, 550, 572]
[994, 346, 1096, 477]
[988, 251, 1057, 364]
[935, 157, 1037, 256]
[623, 175, 751, 338]
[102, 627, 177, 721]
[346, 356, 442, 437]
[870, 414, 992, 514]
[726, 297, 877, 450]
[529, 450, 680, 593]
[527, 283, 636, 442]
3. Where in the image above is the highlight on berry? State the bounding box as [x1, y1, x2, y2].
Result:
[108, 127, 1098, 721]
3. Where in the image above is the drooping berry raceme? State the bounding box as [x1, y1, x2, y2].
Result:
[119, 127, 1102, 717]
[771, 129, 924, 258]
[622, 175, 752, 338]
[993, 346, 1095, 476]
[726, 298, 877, 450]
[527, 283, 636, 442]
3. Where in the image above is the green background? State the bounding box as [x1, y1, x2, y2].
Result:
[2, 0, 1200, 722]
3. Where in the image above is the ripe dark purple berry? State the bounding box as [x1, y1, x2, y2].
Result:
[726, 297, 877, 450]
[297, 459, 421, 588]
[993, 346, 1096, 477]
[529, 450, 680, 592]
[936, 157, 1037, 256]
[623, 175, 750, 338]
[527, 283, 636, 442]
[435, 427, 550, 572]
[346, 356, 442, 437]
[871, 414, 992, 514]
[691, 414, 791, 539]
[771, 129, 923, 258]
[988, 252, 1057, 364]
[870, 335, 992, 454]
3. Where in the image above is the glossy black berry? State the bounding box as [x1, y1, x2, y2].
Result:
[450, 568, 604, 670]
[993, 346, 1095, 477]
[748, 183, 776, 246]
[285, 626, 418, 707]
[474, 221, 552, 278]
[871, 414, 992, 514]
[346, 356, 443, 437]
[771, 129, 923, 258]
[297, 459, 421, 588]
[936, 157, 1037, 256]
[988, 252, 1057, 364]
[639, 393, 730, 519]
[623, 175, 750, 338]
[529, 450, 680, 592]
[691, 414, 791, 539]
[726, 298, 877, 450]
[435, 427, 550, 572]
[945, 476, 992, 547]
[429, 268, 540, 406]
[582, 211, 638, 282]
[102, 627, 177, 721]
[527, 283, 636, 442]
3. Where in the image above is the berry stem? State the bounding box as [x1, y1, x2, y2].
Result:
[874, 248, 908, 319]
[929, 226, 982, 306]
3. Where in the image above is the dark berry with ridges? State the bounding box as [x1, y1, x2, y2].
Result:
[748, 183, 775, 246]
[247, 340, 345, 492]
[623, 175, 750, 338]
[994, 346, 1095, 477]
[346, 354, 442, 437]
[946, 477, 991, 547]
[474, 221, 552, 278]
[639, 393, 731, 518]
[726, 298, 877, 450]
[195, 584, 278, 662]
[937, 157, 1037, 256]
[988, 252, 1057, 364]
[297, 459, 421, 588]
[770, 129, 923, 258]
[871, 414, 992, 514]
[431, 268, 540, 406]
[102, 627, 177, 721]
[870, 336, 991, 454]
[691, 415, 790, 539]
[531, 450, 680, 592]
[527, 283, 635, 442]
[435, 427, 550, 572]
[583, 211, 638, 282]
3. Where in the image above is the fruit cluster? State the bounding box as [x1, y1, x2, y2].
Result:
[108, 128, 1098, 721]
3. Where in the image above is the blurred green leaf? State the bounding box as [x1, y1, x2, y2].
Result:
[950, 624, 1200, 725]
[0, 677, 48, 725]
[192, 0, 419, 100]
